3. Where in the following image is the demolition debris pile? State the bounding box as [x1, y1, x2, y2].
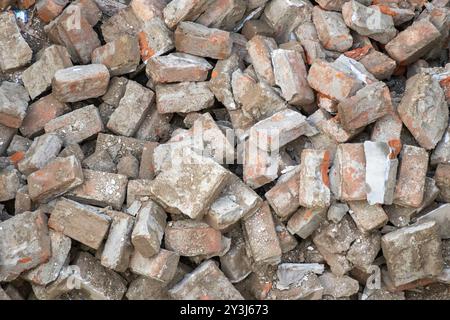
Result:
[0, 0, 450, 300]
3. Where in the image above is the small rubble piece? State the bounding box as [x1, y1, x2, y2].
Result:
[299, 149, 331, 208]
[0, 210, 51, 282]
[287, 207, 327, 239]
[0, 82, 30, 129]
[168, 260, 244, 300]
[381, 221, 444, 287]
[416, 204, 450, 239]
[48, 198, 111, 250]
[364, 141, 398, 205]
[0, 12, 32, 72]
[319, 272, 359, 298]
[397, 72, 448, 150]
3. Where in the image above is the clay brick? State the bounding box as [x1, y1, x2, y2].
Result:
[356, 48, 397, 81]
[107, 80, 154, 137]
[338, 81, 393, 131]
[91, 35, 140, 77]
[127, 179, 152, 205]
[271, 49, 315, 106]
[15, 186, 32, 214]
[0, 168, 21, 202]
[44, 105, 103, 146]
[371, 111, 403, 144]
[265, 167, 300, 219]
[138, 17, 175, 61]
[319, 272, 359, 298]
[246, 35, 277, 86]
[67, 169, 128, 210]
[130, 0, 166, 22]
[0, 12, 32, 72]
[0, 82, 30, 129]
[299, 149, 331, 208]
[0, 124, 17, 156]
[49, 198, 111, 249]
[393, 145, 429, 207]
[174, 21, 233, 59]
[20, 95, 69, 138]
[156, 81, 214, 114]
[163, 0, 211, 29]
[196, 0, 246, 31]
[348, 200, 388, 233]
[117, 155, 139, 178]
[385, 19, 441, 65]
[95, 133, 146, 161]
[243, 202, 282, 265]
[100, 7, 143, 43]
[0, 210, 51, 282]
[287, 207, 327, 239]
[434, 163, 450, 203]
[397, 72, 448, 150]
[27, 155, 84, 203]
[52, 64, 110, 102]
[131, 200, 166, 258]
[146, 53, 212, 84]
[138, 142, 158, 179]
[381, 221, 444, 286]
[129, 249, 179, 283]
[417, 204, 450, 239]
[241, 19, 274, 40]
[22, 45, 73, 99]
[36, 0, 69, 23]
[168, 260, 243, 300]
[135, 107, 173, 142]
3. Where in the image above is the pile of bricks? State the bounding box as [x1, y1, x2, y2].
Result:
[0, 0, 450, 300]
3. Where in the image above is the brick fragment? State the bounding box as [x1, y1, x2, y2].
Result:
[107, 80, 154, 137]
[73, 252, 127, 300]
[83, 150, 116, 173]
[397, 73, 448, 150]
[196, 0, 246, 31]
[138, 142, 158, 179]
[117, 155, 139, 178]
[165, 220, 224, 257]
[130, 0, 166, 22]
[432, 124, 450, 165]
[350, 47, 397, 81]
[174, 21, 233, 59]
[168, 260, 244, 300]
[20, 95, 68, 138]
[49, 198, 111, 249]
[435, 163, 450, 203]
[246, 35, 277, 86]
[393, 145, 429, 207]
[95, 133, 146, 161]
[163, 0, 211, 29]
[127, 179, 152, 205]
[271, 49, 315, 106]
[52, 64, 110, 103]
[92, 35, 140, 76]
[381, 221, 444, 287]
[208, 54, 239, 110]
[0, 12, 32, 72]
[0, 82, 30, 129]
[67, 169, 128, 210]
[100, 7, 143, 43]
[287, 207, 327, 239]
[243, 202, 282, 265]
[22, 45, 73, 100]
[294, 22, 326, 65]
[348, 201, 388, 233]
[101, 211, 134, 272]
[138, 17, 175, 61]
[0, 168, 20, 202]
[135, 107, 173, 142]
[312, 6, 353, 52]
[417, 204, 450, 239]
[219, 232, 252, 283]
[131, 201, 166, 258]
[146, 53, 212, 84]
[22, 230, 71, 286]
[15, 186, 32, 214]
[0, 210, 51, 282]
[36, 0, 69, 23]
[385, 19, 441, 65]
[0, 124, 17, 156]
[241, 19, 274, 40]
[27, 155, 84, 203]
[342, 0, 397, 44]
[130, 249, 179, 283]
[156, 81, 214, 114]
[319, 272, 359, 298]
[299, 149, 331, 208]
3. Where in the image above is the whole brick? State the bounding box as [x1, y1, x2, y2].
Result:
[381, 221, 444, 287]
[101, 211, 134, 272]
[0, 210, 51, 282]
[156, 81, 214, 114]
[271, 48, 315, 106]
[67, 169, 128, 210]
[73, 252, 127, 300]
[0, 12, 32, 72]
[397, 73, 448, 150]
[18, 133, 63, 176]
[338, 81, 393, 131]
[130, 249, 179, 283]
[168, 260, 244, 300]
[0, 82, 30, 129]
[342, 0, 397, 44]
[243, 202, 282, 265]
[385, 19, 441, 65]
[91, 35, 140, 77]
[393, 145, 429, 207]
[329, 143, 366, 201]
[312, 6, 352, 52]
[131, 200, 167, 258]
[163, 0, 211, 29]
[146, 53, 212, 84]
[22, 45, 73, 100]
[174, 21, 233, 59]
[22, 230, 71, 286]
[27, 155, 84, 203]
[299, 149, 331, 208]
[20, 95, 68, 138]
[107, 80, 154, 137]
[246, 35, 277, 86]
[49, 198, 111, 249]
[165, 220, 224, 257]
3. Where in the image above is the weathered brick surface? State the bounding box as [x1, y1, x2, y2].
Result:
[0, 82, 30, 129]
